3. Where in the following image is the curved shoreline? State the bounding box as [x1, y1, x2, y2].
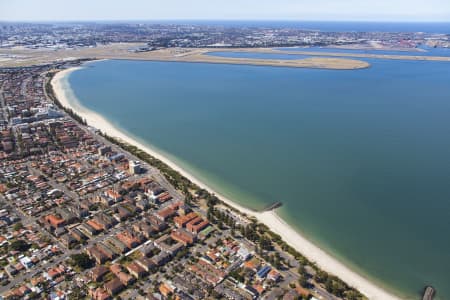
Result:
[51, 64, 401, 300]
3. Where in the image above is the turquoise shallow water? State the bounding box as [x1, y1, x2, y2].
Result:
[68, 58, 450, 299]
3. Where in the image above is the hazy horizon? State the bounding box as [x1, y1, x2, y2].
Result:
[1, 0, 450, 23]
[1, 19, 450, 24]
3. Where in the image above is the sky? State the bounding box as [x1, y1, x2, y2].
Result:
[1, 0, 450, 22]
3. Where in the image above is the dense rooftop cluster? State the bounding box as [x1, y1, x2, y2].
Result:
[1, 22, 449, 50]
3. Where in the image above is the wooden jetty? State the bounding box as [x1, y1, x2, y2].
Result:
[260, 201, 283, 212]
[422, 286, 435, 300]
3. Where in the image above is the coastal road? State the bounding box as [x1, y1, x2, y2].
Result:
[0, 87, 8, 129]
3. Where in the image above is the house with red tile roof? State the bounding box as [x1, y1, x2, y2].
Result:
[116, 271, 135, 286]
[155, 207, 176, 221]
[104, 277, 124, 296]
[116, 230, 141, 249]
[135, 257, 156, 272]
[174, 212, 198, 228]
[267, 269, 281, 282]
[90, 287, 112, 300]
[159, 282, 176, 297]
[86, 219, 104, 233]
[46, 265, 65, 280]
[126, 262, 146, 279]
[186, 217, 209, 234]
[109, 263, 122, 275]
[86, 246, 108, 264]
[90, 265, 109, 282]
[44, 214, 65, 228]
[104, 189, 122, 202]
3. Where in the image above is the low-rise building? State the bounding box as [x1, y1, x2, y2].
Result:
[44, 214, 65, 228]
[86, 246, 108, 264]
[151, 251, 171, 266]
[174, 212, 198, 228]
[90, 265, 109, 282]
[90, 287, 111, 300]
[155, 207, 176, 221]
[135, 257, 156, 272]
[104, 277, 124, 296]
[126, 262, 146, 279]
[171, 228, 195, 246]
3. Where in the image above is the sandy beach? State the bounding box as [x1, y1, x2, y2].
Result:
[51, 66, 401, 300]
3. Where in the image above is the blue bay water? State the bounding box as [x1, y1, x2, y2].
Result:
[207, 47, 450, 63]
[277, 46, 450, 57]
[68, 58, 450, 300]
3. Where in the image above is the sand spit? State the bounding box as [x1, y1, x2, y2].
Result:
[2, 43, 370, 69]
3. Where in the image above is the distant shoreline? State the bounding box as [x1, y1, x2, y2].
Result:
[51, 64, 401, 300]
[2, 43, 450, 69]
[1, 44, 371, 69]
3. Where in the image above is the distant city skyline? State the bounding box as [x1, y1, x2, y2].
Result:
[1, 0, 450, 22]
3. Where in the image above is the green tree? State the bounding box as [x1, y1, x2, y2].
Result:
[68, 286, 86, 300]
[314, 270, 328, 283]
[325, 277, 333, 292]
[69, 253, 94, 270]
[345, 290, 362, 300]
[13, 222, 23, 231]
[298, 275, 308, 287]
[9, 240, 31, 252]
